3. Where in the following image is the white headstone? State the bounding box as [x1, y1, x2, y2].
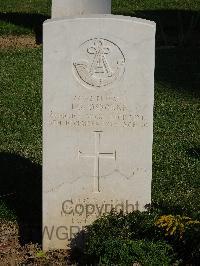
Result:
[43, 15, 156, 250]
[52, 0, 111, 18]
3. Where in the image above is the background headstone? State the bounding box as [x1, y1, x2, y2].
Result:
[43, 15, 156, 250]
[52, 0, 111, 18]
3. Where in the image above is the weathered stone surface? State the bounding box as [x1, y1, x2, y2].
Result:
[43, 15, 156, 250]
[52, 0, 111, 18]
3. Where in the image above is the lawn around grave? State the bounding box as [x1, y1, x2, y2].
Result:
[0, 0, 200, 265]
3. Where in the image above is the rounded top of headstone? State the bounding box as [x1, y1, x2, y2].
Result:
[45, 14, 156, 29]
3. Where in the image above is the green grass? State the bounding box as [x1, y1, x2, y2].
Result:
[0, 0, 51, 36]
[0, 48, 42, 163]
[0, 48, 42, 223]
[153, 48, 200, 218]
[0, 20, 32, 35]
[153, 83, 200, 218]
[112, 0, 200, 13]
[0, 0, 51, 15]
[0, 0, 199, 14]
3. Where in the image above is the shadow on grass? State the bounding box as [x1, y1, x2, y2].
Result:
[0, 152, 42, 245]
[155, 47, 200, 95]
[113, 9, 200, 47]
[68, 231, 90, 265]
[0, 12, 49, 43]
[187, 147, 200, 160]
[0, 9, 200, 46]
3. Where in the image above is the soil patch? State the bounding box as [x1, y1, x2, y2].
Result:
[0, 220, 70, 265]
[0, 35, 40, 48]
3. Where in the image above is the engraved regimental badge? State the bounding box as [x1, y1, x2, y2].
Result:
[73, 38, 125, 89]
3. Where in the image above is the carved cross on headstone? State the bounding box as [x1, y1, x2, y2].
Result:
[78, 131, 116, 192]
